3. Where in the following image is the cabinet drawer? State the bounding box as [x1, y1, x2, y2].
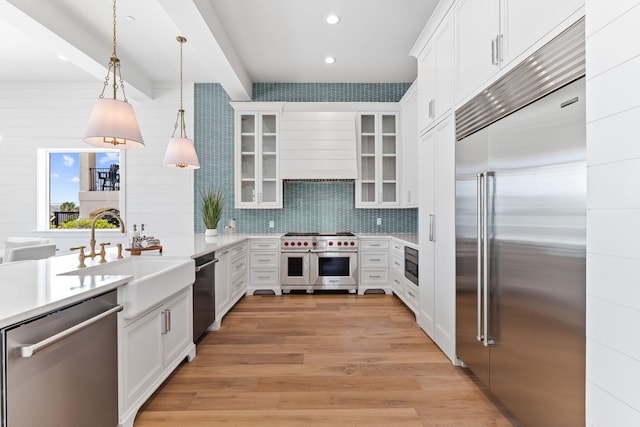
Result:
[405, 282, 420, 309]
[249, 269, 279, 286]
[231, 256, 247, 280]
[390, 240, 404, 254]
[249, 239, 280, 250]
[390, 254, 404, 274]
[250, 251, 279, 269]
[360, 239, 389, 250]
[361, 252, 389, 268]
[360, 269, 389, 285]
[231, 242, 247, 258]
[391, 273, 405, 295]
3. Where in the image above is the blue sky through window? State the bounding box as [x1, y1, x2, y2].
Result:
[50, 151, 119, 205]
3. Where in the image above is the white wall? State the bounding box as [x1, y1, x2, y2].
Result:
[0, 82, 195, 255]
[586, 1, 640, 424]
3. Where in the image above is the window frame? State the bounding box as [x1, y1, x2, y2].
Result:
[37, 148, 126, 232]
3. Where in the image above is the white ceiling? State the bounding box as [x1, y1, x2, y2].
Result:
[0, 0, 437, 100]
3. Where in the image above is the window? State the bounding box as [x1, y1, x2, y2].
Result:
[37, 149, 124, 230]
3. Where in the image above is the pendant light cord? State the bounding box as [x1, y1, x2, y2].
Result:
[173, 36, 188, 139]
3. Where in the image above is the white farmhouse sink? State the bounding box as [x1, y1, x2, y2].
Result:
[59, 256, 195, 319]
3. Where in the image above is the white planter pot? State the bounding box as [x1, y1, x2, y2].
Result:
[204, 228, 218, 236]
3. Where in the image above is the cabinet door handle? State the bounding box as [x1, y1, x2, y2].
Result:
[429, 214, 436, 242]
[428, 99, 436, 119]
[497, 34, 504, 63]
[166, 309, 172, 333]
[491, 38, 498, 65]
[258, 258, 270, 262]
[370, 275, 382, 279]
[408, 291, 416, 298]
[257, 275, 271, 280]
[369, 258, 382, 262]
[407, 190, 411, 203]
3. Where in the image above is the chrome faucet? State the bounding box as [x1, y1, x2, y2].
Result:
[89, 208, 125, 259]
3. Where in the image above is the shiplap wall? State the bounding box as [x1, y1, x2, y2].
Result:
[0, 83, 195, 254]
[586, 1, 640, 424]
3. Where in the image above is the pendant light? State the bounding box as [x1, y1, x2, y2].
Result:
[83, 0, 144, 149]
[163, 36, 200, 169]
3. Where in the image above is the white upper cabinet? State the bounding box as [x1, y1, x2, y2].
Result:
[399, 84, 419, 208]
[501, 0, 584, 66]
[356, 111, 400, 208]
[417, 13, 454, 133]
[454, 0, 501, 104]
[454, 0, 584, 103]
[232, 105, 282, 209]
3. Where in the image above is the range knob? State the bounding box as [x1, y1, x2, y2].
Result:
[343, 241, 349, 246]
[328, 241, 334, 246]
[303, 241, 308, 246]
[337, 241, 342, 246]
[284, 242, 289, 246]
[312, 241, 317, 246]
[297, 241, 302, 246]
[350, 241, 355, 246]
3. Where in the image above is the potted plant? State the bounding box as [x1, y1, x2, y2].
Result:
[200, 187, 224, 236]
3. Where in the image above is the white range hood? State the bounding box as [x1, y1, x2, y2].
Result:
[279, 103, 358, 180]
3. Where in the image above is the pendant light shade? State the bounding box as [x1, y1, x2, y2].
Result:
[83, 0, 144, 149]
[163, 36, 200, 169]
[163, 137, 200, 169]
[84, 98, 144, 149]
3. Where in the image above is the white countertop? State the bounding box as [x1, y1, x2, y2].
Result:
[0, 232, 418, 328]
[0, 255, 132, 329]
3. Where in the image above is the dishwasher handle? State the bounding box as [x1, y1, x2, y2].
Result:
[17, 304, 123, 358]
[195, 258, 219, 272]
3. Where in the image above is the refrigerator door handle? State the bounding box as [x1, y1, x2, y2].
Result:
[483, 171, 495, 347]
[476, 173, 483, 342]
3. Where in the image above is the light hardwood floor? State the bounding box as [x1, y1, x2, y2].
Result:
[135, 293, 516, 426]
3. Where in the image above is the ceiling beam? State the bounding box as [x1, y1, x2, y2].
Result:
[158, 0, 252, 101]
[4, 0, 153, 101]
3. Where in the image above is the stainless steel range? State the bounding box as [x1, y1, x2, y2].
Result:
[281, 232, 358, 293]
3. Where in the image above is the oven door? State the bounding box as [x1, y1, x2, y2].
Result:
[281, 251, 310, 286]
[311, 251, 358, 287]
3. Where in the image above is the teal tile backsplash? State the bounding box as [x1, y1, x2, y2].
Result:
[194, 83, 417, 234]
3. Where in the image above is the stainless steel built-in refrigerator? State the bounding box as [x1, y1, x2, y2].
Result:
[455, 20, 586, 427]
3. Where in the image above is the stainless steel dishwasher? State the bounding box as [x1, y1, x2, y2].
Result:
[193, 252, 218, 342]
[1, 290, 121, 427]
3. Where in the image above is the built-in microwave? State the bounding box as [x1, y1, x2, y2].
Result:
[404, 246, 418, 286]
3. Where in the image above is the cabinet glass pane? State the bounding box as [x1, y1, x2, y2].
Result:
[361, 156, 376, 181]
[361, 115, 375, 134]
[262, 154, 276, 179]
[382, 183, 396, 202]
[262, 115, 277, 134]
[241, 135, 255, 152]
[241, 115, 255, 133]
[382, 136, 396, 154]
[263, 135, 276, 153]
[361, 183, 376, 202]
[262, 181, 276, 203]
[241, 155, 255, 179]
[241, 181, 256, 202]
[382, 115, 396, 133]
[361, 135, 375, 154]
[382, 156, 396, 181]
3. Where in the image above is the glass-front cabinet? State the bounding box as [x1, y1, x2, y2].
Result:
[356, 112, 399, 207]
[234, 109, 282, 208]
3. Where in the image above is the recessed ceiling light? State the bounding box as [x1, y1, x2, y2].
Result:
[326, 14, 340, 24]
[57, 54, 69, 61]
[324, 56, 336, 64]
[125, 15, 135, 22]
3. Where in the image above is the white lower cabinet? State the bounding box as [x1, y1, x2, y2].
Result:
[358, 239, 391, 294]
[119, 287, 195, 427]
[390, 238, 420, 315]
[213, 241, 247, 329]
[247, 238, 281, 295]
